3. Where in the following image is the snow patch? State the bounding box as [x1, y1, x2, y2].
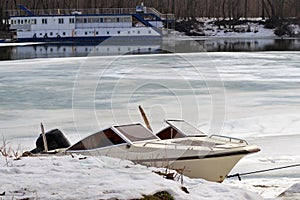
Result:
[0, 155, 263, 199]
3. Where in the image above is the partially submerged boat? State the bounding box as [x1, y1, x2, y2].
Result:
[32, 119, 259, 183]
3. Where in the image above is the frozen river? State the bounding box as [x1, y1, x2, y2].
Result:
[0, 46, 299, 198]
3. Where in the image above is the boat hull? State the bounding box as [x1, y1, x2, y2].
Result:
[67, 144, 252, 182]
[15, 35, 162, 44]
[146, 154, 244, 182]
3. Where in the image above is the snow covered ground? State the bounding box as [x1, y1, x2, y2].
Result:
[0, 155, 264, 200]
[174, 18, 300, 39]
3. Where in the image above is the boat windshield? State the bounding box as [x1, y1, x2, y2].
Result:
[68, 128, 126, 150]
[114, 124, 158, 142]
[166, 120, 206, 136]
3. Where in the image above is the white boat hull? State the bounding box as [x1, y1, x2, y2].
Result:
[159, 154, 244, 182]
[67, 142, 256, 182]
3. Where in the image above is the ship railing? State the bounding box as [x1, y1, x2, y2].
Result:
[7, 7, 174, 19]
[146, 7, 175, 21]
[7, 8, 137, 16]
[209, 135, 248, 145]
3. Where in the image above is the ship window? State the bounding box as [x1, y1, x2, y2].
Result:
[58, 18, 64, 24]
[105, 17, 116, 23]
[124, 17, 132, 22]
[42, 18, 48, 24]
[24, 19, 27, 24]
[31, 19, 37, 24]
[107, 31, 110, 35]
[84, 18, 87, 23]
[96, 31, 99, 35]
[137, 31, 140, 34]
[100, 18, 103, 23]
[117, 31, 120, 34]
[92, 18, 99, 23]
[17, 19, 20, 24]
[21, 20, 23, 24]
[116, 18, 120, 22]
[69, 18, 75, 23]
[50, 32, 53, 36]
[85, 31, 88, 35]
[39, 33, 42, 36]
[63, 32, 66, 35]
[128, 31, 130, 34]
[148, 30, 151, 34]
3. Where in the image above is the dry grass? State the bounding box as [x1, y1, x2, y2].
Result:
[134, 191, 174, 200]
[0, 135, 22, 166]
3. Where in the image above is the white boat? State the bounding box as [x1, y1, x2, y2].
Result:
[8, 4, 174, 43]
[65, 119, 260, 182]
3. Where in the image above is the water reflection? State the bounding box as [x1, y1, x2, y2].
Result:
[163, 38, 300, 53]
[0, 38, 299, 60]
[0, 43, 162, 60]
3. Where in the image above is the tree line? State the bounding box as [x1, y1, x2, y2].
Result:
[1, 0, 299, 30]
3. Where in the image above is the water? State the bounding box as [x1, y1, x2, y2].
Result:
[0, 38, 299, 60]
[0, 39, 299, 198]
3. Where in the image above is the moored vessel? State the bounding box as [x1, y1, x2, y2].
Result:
[8, 4, 174, 43]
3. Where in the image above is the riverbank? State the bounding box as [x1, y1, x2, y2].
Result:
[175, 18, 300, 38]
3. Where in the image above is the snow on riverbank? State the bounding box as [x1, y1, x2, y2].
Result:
[174, 18, 300, 39]
[0, 155, 263, 200]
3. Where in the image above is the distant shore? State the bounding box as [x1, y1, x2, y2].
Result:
[174, 18, 300, 38]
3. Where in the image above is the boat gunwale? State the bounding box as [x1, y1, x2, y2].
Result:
[67, 145, 255, 162]
[66, 142, 128, 153]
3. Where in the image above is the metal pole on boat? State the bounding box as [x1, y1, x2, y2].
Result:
[138, 105, 153, 132]
[40, 123, 48, 152]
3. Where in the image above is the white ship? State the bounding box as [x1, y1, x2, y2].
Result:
[8, 4, 174, 43]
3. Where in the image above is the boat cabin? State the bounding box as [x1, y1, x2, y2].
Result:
[68, 123, 159, 151]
